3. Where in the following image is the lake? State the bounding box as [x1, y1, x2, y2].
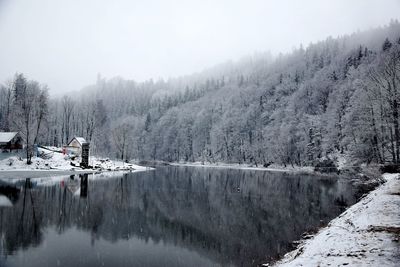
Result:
[0, 166, 363, 267]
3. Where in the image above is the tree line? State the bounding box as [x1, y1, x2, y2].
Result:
[1, 21, 400, 166]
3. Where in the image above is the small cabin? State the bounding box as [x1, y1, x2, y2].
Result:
[0, 132, 22, 152]
[64, 137, 87, 155]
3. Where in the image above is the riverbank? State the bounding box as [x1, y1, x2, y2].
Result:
[0, 148, 150, 179]
[272, 173, 400, 266]
[0, 164, 151, 179]
[170, 161, 315, 173]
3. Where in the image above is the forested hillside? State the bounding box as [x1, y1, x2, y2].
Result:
[1, 22, 400, 166]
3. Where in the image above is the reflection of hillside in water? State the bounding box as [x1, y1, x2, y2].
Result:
[0, 167, 358, 266]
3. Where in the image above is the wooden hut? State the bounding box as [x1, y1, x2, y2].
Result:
[0, 132, 22, 152]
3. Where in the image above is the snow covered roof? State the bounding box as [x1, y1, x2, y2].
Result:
[68, 137, 87, 146]
[0, 195, 13, 207]
[0, 132, 18, 144]
[75, 137, 87, 145]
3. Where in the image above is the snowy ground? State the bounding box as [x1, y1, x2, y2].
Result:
[272, 173, 400, 267]
[0, 147, 150, 178]
[171, 161, 314, 173]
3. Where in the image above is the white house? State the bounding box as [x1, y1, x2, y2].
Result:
[65, 137, 87, 155]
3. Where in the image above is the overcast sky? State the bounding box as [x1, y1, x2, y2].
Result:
[0, 0, 399, 95]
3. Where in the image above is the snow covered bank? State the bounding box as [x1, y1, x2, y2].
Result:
[272, 173, 400, 267]
[170, 162, 314, 173]
[0, 147, 150, 176]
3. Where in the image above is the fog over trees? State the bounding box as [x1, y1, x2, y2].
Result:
[1, 22, 400, 166]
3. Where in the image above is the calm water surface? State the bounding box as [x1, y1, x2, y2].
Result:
[0, 166, 362, 266]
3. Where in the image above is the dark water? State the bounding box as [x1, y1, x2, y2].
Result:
[0, 166, 362, 267]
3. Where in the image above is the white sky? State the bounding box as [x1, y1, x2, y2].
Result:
[0, 0, 399, 94]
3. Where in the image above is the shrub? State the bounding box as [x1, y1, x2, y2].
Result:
[314, 158, 338, 173]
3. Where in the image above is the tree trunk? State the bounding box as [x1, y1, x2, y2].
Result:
[370, 107, 383, 163]
[389, 126, 396, 163]
[393, 99, 400, 163]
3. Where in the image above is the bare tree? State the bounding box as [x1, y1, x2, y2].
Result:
[62, 96, 75, 144]
[111, 118, 133, 161]
[0, 80, 13, 131]
[33, 86, 49, 145]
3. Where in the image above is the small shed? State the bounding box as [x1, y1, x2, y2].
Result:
[0, 132, 22, 151]
[65, 137, 87, 155]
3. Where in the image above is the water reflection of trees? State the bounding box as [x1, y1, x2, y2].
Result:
[0, 168, 358, 266]
[0, 179, 42, 254]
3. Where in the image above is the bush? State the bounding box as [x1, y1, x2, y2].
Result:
[314, 158, 338, 173]
[263, 161, 273, 168]
[379, 164, 400, 173]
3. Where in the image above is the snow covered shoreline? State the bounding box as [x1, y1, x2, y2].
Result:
[170, 161, 315, 173]
[271, 173, 400, 267]
[0, 148, 151, 179]
[0, 164, 151, 179]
